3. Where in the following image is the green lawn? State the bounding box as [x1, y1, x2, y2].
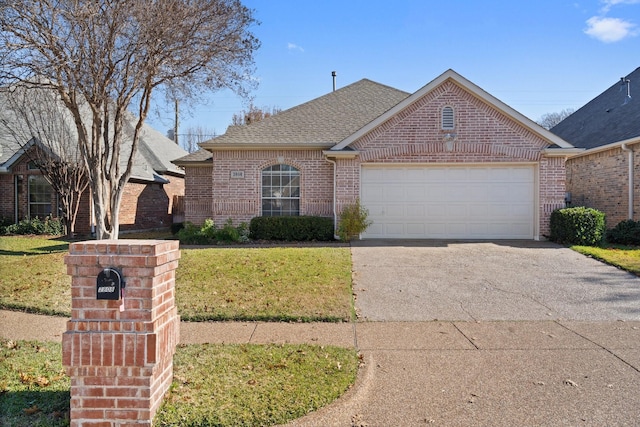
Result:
[0, 236, 353, 322]
[0, 338, 358, 427]
[571, 244, 640, 275]
[0, 235, 358, 426]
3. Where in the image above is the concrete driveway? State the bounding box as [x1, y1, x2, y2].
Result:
[351, 240, 640, 322]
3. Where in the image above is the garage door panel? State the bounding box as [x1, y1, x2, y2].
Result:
[385, 204, 405, 217]
[361, 165, 535, 239]
[405, 204, 425, 217]
[362, 185, 383, 201]
[384, 223, 406, 235]
[427, 205, 447, 217]
[405, 185, 426, 201]
[406, 223, 426, 235]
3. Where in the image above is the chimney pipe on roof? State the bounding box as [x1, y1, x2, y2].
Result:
[621, 77, 631, 105]
[332, 71, 337, 92]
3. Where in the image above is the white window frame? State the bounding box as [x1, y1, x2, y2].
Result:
[261, 164, 300, 216]
[28, 174, 53, 219]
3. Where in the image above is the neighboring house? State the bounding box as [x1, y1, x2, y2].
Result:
[0, 110, 187, 235]
[551, 67, 640, 227]
[174, 69, 579, 240]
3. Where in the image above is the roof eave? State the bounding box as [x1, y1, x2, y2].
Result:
[566, 135, 640, 159]
[201, 142, 334, 151]
[172, 160, 213, 167]
[322, 150, 360, 159]
[542, 147, 585, 157]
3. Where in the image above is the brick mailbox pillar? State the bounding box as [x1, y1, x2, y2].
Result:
[62, 240, 180, 427]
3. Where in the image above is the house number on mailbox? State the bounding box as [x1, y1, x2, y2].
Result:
[96, 267, 125, 300]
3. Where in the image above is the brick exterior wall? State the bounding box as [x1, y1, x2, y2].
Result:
[183, 165, 213, 224]
[0, 156, 60, 223]
[120, 175, 185, 231]
[195, 80, 566, 238]
[0, 151, 185, 235]
[0, 172, 16, 221]
[188, 152, 333, 225]
[62, 240, 180, 427]
[566, 146, 638, 227]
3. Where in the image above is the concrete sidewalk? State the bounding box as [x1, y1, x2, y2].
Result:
[2, 310, 640, 426]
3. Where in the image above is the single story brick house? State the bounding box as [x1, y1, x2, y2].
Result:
[0, 118, 187, 235]
[551, 67, 640, 227]
[174, 69, 580, 240]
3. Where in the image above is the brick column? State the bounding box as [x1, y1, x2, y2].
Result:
[62, 240, 180, 427]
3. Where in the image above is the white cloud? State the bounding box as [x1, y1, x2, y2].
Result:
[584, 16, 638, 42]
[287, 42, 304, 53]
[601, 0, 640, 13]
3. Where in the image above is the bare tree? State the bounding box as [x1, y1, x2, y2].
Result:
[0, 84, 89, 237]
[181, 126, 217, 153]
[0, 0, 259, 239]
[537, 108, 575, 130]
[231, 103, 282, 126]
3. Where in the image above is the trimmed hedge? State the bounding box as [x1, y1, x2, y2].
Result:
[249, 216, 335, 241]
[549, 206, 605, 246]
[606, 219, 640, 245]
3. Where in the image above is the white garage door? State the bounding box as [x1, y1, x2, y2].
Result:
[361, 165, 535, 239]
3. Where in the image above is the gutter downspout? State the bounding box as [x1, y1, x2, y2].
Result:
[621, 143, 634, 220]
[324, 156, 340, 239]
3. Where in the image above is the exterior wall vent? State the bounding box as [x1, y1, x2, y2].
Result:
[442, 106, 455, 130]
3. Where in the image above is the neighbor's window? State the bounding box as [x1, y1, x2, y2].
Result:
[261, 164, 300, 216]
[28, 175, 53, 218]
[442, 106, 455, 130]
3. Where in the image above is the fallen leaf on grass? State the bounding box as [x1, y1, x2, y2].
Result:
[36, 376, 50, 387]
[23, 405, 41, 415]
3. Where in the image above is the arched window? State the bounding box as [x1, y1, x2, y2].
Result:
[261, 164, 300, 216]
[441, 106, 455, 130]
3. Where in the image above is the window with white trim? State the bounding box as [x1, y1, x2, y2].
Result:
[261, 164, 300, 216]
[28, 175, 53, 218]
[441, 106, 455, 130]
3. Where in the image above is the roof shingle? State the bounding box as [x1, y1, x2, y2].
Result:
[201, 79, 410, 148]
[551, 67, 640, 149]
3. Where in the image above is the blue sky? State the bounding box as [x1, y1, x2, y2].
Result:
[147, 0, 640, 139]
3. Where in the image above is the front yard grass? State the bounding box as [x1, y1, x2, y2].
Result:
[571, 244, 640, 276]
[0, 236, 353, 322]
[0, 338, 358, 427]
[177, 247, 352, 322]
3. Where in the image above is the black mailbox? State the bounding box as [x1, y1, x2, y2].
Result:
[96, 267, 125, 300]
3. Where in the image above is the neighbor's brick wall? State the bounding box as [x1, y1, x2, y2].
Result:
[0, 156, 60, 223]
[0, 173, 15, 221]
[566, 146, 637, 227]
[0, 153, 184, 235]
[62, 240, 180, 427]
[119, 176, 184, 231]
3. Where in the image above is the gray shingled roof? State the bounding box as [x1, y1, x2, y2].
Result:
[173, 148, 212, 165]
[202, 79, 410, 147]
[0, 87, 187, 182]
[551, 67, 640, 149]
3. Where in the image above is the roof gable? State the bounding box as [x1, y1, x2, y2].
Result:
[200, 79, 410, 149]
[551, 67, 640, 149]
[332, 69, 573, 151]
